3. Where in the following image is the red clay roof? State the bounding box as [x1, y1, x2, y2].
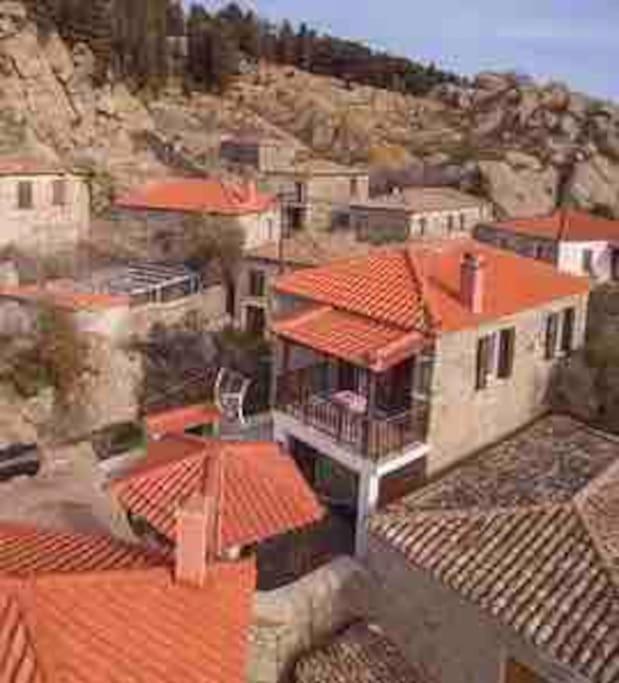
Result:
[0, 561, 255, 683]
[110, 435, 324, 547]
[494, 209, 619, 242]
[272, 306, 428, 371]
[0, 283, 129, 312]
[145, 403, 221, 438]
[116, 177, 276, 215]
[0, 523, 256, 683]
[0, 156, 77, 176]
[274, 238, 589, 338]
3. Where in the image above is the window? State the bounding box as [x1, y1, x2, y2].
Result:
[534, 243, 545, 260]
[419, 216, 427, 237]
[267, 218, 274, 241]
[294, 181, 305, 203]
[459, 212, 466, 231]
[476, 335, 493, 390]
[350, 177, 359, 198]
[17, 181, 33, 209]
[544, 312, 560, 360]
[582, 248, 594, 275]
[497, 328, 516, 379]
[245, 306, 266, 336]
[52, 178, 67, 206]
[560, 307, 575, 354]
[248, 269, 266, 298]
[447, 214, 454, 233]
[413, 354, 434, 399]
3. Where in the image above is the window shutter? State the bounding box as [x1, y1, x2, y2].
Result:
[560, 308, 575, 353]
[544, 314, 559, 360]
[498, 328, 515, 378]
[476, 336, 490, 390]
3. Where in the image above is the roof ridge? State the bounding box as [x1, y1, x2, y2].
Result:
[403, 247, 441, 332]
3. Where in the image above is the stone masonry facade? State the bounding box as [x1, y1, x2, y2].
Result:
[0, 173, 90, 254]
[426, 292, 589, 474]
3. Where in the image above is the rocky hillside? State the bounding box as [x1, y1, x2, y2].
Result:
[0, 6, 618, 219]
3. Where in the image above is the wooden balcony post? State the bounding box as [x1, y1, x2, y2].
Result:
[362, 370, 378, 457]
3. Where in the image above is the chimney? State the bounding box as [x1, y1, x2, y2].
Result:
[175, 493, 218, 587]
[460, 252, 485, 314]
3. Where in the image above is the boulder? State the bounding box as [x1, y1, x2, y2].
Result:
[542, 83, 570, 112]
[474, 71, 512, 92]
[505, 150, 542, 172]
[568, 153, 619, 215]
[479, 159, 558, 217]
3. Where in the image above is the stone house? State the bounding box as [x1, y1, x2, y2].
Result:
[0, 156, 90, 255]
[474, 209, 619, 282]
[345, 186, 492, 243]
[264, 159, 370, 232]
[367, 415, 619, 683]
[237, 233, 374, 337]
[219, 134, 299, 174]
[269, 238, 589, 554]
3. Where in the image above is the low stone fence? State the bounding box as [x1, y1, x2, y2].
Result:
[249, 556, 370, 683]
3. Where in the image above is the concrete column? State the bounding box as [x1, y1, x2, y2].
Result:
[355, 467, 380, 558]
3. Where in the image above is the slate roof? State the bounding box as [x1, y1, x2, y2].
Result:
[370, 415, 619, 683]
[116, 178, 276, 215]
[493, 209, 619, 243]
[109, 435, 324, 548]
[0, 523, 256, 683]
[294, 622, 425, 683]
[273, 238, 589, 366]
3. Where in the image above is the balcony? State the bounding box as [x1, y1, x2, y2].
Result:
[276, 363, 429, 462]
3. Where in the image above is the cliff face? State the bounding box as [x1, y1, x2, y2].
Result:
[0, 2, 618, 220]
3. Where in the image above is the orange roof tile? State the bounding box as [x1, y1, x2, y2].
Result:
[0, 283, 129, 312]
[0, 522, 163, 577]
[110, 436, 324, 548]
[145, 403, 221, 438]
[494, 209, 619, 242]
[274, 238, 589, 341]
[272, 306, 428, 371]
[116, 177, 276, 215]
[0, 557, 256, 683]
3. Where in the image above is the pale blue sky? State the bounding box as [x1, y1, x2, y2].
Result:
[187, 1, 619, 100]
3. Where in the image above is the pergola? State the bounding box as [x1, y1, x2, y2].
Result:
[97, 263, 201, 306]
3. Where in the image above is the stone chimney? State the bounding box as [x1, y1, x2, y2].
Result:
[460, 252, 486, 314]
[175, 493, 219, 587]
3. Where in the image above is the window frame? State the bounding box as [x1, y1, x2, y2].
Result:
[17, 180, 33, 210]
[52, 178, 67, 207]
[497, 327, 516, 379]
[544, 312, 560, 360]
[560, 307, 575, 354]
[248, 269, 266, 298]
[581, 248, 594, 275]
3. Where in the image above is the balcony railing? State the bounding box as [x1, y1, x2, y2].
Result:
[276, 364, 429, 461]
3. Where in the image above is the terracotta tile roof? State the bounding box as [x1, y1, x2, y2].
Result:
[245, 233, 376, 268]
[274, 238, 589, 338]
[272, 305, 428, 371]
[110, 435, 324, 548]
[0, 522, 163, 577]
[116, 177, 276, 215]
[0, 156, 77, 177]
[145, 403, 221, 438]
[294, 622, 426, 683]
[0, 283, 129, 312]
[370, 416, 619, 683]
[0, 554, 256, 683]
[493, 209, 619, 243]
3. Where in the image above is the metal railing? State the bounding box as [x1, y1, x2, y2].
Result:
[276, 364, 428, 461]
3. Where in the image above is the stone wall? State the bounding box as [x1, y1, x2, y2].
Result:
[0, 173, 90, 253]
[426, 292, 589, 474]
[249, 557, 370, 683]
[365, 535, 589, 683]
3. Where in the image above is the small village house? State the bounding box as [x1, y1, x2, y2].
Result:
[0, 156, 90, 255]
[219, 133, 300, 174]
[474, 209, 619, 282]
[237, 232, 375, 337]
[269, 238, 589, 554]
[264, 159, 370, 232]
[367, 415, 619, 683]
[345, 186, 492, 243]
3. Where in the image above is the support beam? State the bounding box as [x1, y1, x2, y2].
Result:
[355, 468, 380, 557]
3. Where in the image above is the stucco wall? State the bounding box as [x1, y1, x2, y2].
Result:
[557, 240, 613, 281]
[426, 293, 589, 474]
[365, 536, 589, 683]
[0, 173, 90, 253]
